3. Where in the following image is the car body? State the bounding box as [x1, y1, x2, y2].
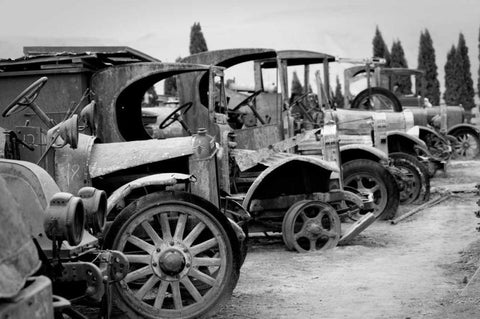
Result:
[343, 65, 480, 160]
[0, 47, 243, 319]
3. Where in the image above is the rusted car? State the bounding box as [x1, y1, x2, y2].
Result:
[179, 49, 435, 221]
[262, 50, 444, 178]
[0, 50, 244, 319]
[344, 65, 479, 160]
[257, 50, 432, 205]
[0, 158, 126, 318]
[171, 49, 378, 252]
[82, 47, 373, 254]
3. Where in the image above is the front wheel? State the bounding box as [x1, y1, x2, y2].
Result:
[389, 152, 430, 204]
[451, 130, 480, 160]
[342, 159, 400, 220]
[103, 191, 240, 319]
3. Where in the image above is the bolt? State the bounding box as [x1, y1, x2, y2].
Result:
[186, 263, 190, 268]
[152, 262, 157, 267]
[170, 241, 174, 246]
[156, 248, 161, 252]
[183, 248, 188, 253]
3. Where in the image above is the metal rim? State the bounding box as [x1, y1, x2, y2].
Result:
[453, 132, 480, 160]
[344, 173, 388, 218]
[393, 165, 421, 204]
[282, 201, 340, 253]
[112, 201, 231, 318]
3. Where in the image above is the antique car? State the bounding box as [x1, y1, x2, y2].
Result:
[256, 50, 432, 205]
[343, 65, 479, 160]
[0, 49, 244, 319]
[82, 48, 375, 254]
[0, 159, 126, 319]
[261, 50, 445, 177]
[179, 49, 433, 221]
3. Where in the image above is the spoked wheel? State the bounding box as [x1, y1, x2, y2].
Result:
[343, 159, 400, 220]
[451, 130, 480, 160]
[422, 132, 453, 161]
[104, 192, 239, 319]
[350, 87, 403, 112]
[282, 200, 341, 253]
[389, 152, 430, 204]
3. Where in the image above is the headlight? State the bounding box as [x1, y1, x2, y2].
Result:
[44, 193, 85, 246]
[78, 187, 107, 235]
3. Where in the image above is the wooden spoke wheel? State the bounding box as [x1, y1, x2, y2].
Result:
[282, 200, 340, 253]
[104, 192, 239, 319]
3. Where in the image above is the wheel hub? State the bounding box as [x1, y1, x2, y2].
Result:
[305, 220, 323, 237]
[151, 242, 192, 280]
[159, 250, 186, 276]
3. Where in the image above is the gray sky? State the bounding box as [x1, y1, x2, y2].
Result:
[0, 0, 479, 94]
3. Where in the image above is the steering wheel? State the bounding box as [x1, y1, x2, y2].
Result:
[289, 92, 309, 109]
[231, 90, 262, 111]
[289, 92, 316, 124]
[2, 77, 48, 117]
[159, 102, 193, 129]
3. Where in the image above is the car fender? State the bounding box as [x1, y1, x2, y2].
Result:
[242, 156, 338, 212]
[339, 144, 388, 164]
[447, 123, 480, 137]
[106, 173, 194, 219]
[387, 130, 428, 155]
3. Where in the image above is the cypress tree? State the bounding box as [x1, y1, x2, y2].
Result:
[372, 26, 391, 66]
[417, 29, 440, 105]
[444, 45, 458, 105]
[333, 76, 345, 108]
[390, 40, 412, 94]
[291, 71, 304, 96]
[456, 33, 475, 111]
[189, 22, 208, 55]
[478, 27, 480, 99]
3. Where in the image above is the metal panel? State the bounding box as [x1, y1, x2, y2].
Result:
[89, 137, 194, 178]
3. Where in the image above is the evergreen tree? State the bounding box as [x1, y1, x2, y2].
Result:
[456, 33, 475, 110]
[372, 26, 391, 66]
[333, 76, 345, 108]
[189, 22, 208, 55]
[390, 40, 412, 94]
[417, 29, 440, 105]
[443, 45, 458, 105]
[164, 56, 182, 96]
[291, 71, 304, 96]
[478, 27, 480, 100]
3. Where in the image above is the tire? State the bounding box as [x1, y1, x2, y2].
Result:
[389, 152, 430, 205]
[451, 129, 480, 160]
[350, 87, 403, 112]
[103, 191, 240, 319]
[282, 200, 340, 252]
[342, 159, 400, 220]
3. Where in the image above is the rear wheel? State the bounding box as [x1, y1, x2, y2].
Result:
[103, 191, 239, 319]
[389, 152, 430, 204]
[342, 159, 400, 220]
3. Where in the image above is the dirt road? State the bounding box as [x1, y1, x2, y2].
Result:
[213, 161, 480, 319]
